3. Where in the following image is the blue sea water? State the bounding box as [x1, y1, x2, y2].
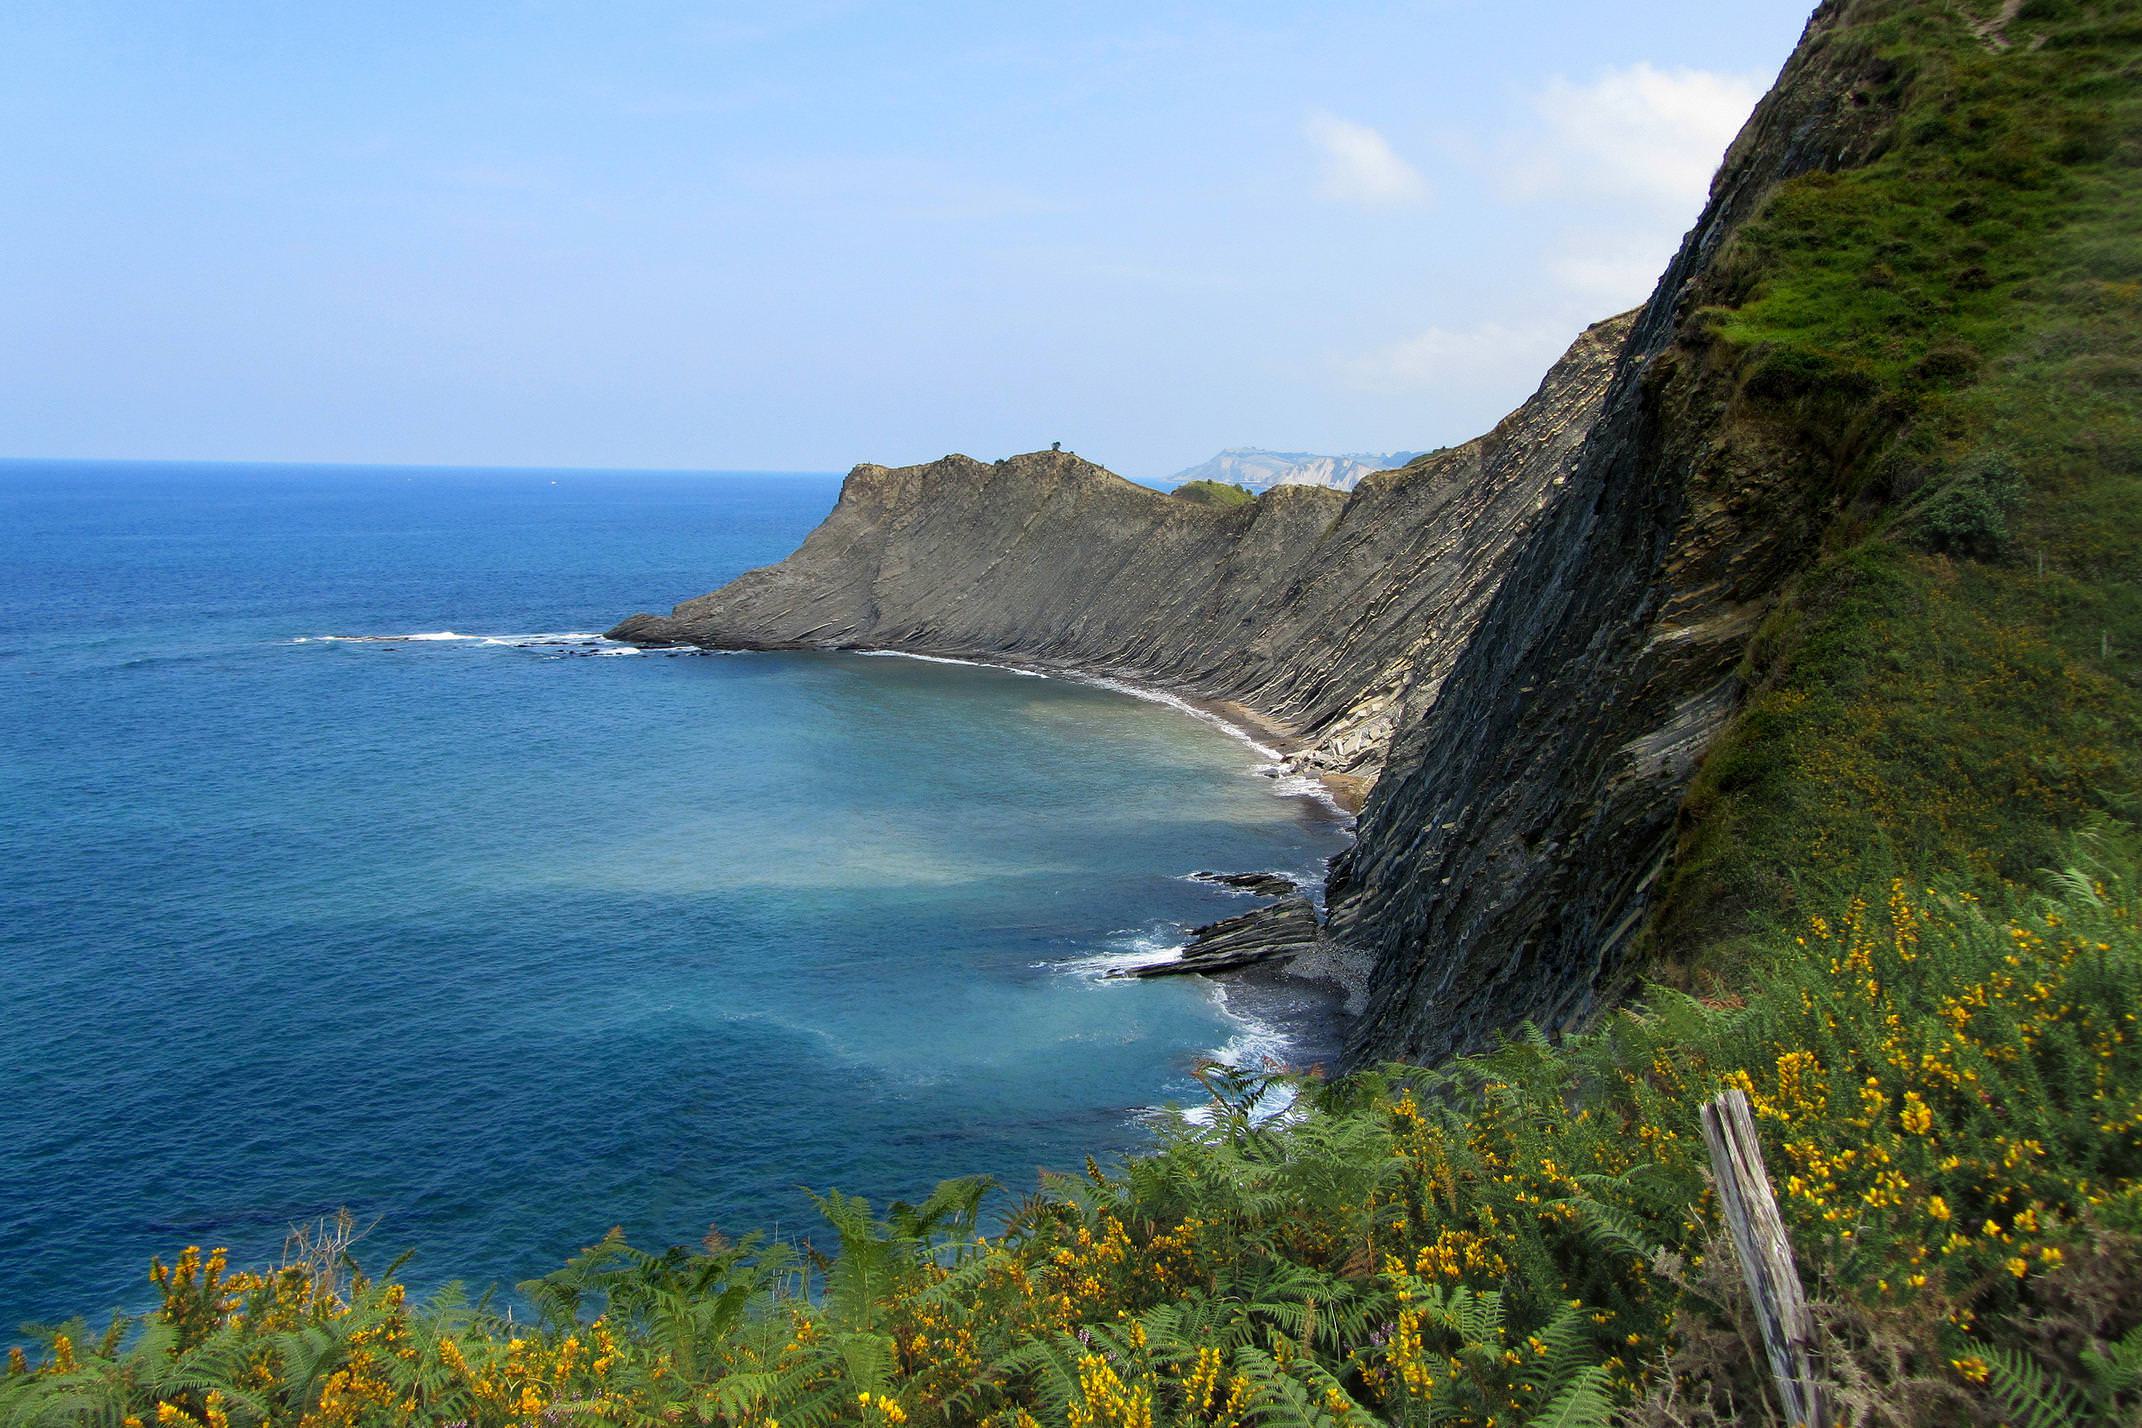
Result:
[0, 459, 1350, 1333]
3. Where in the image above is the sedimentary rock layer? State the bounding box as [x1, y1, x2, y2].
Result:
[1327, 0, 1898, 1060]
[1128, 897, 1322, 981]
[611, 313, 1631, 790]
[617, 0, 1903, 1063]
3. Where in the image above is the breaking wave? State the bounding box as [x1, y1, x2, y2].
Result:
[290, 631, 663, 657]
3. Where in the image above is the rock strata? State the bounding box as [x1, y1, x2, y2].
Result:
[1128, 897, 1322, 980]
[614, 1, 1909, 1064]
[609, 313, 1633, 788]
[1190, 871, 1301, 898]
[1329, 0, 1902, 1060]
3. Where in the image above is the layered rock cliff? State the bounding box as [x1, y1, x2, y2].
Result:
[612, 314, 1630, 794]
[614, 0, 1917, 1062]
[1325, 0, 1898, 1059]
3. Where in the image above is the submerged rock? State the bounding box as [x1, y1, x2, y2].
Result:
[1190, 871, 1301, 898]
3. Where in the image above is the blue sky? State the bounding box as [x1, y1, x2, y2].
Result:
[2, 2, 1813, 476]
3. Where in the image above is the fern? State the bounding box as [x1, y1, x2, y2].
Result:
[1524, 1364, 1615, 1428]
[1972, 1340, 2090, 1428]
[2081, 1323, 2142, 1401]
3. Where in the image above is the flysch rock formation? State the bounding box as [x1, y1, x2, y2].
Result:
[615, 0, 1901, 1064]
[610, 312, 1632, 801]
[1325, 0, 1900, 1061]
[1128, 897, 1322, 980]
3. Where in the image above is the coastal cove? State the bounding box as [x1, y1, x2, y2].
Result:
[0, 461, 1352, 1332]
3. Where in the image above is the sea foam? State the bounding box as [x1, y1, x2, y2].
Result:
[291, 631, 654, 656]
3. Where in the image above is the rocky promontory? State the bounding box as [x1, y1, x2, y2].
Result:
[611, 313, 1631, 794]
[614, 0, 1915, 1064]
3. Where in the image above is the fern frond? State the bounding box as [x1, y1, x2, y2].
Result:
[1524, 1363, 1615, 1428]
[1973, 1340, 2089, 1428]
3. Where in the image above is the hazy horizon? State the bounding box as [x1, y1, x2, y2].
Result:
[4, 2, 1811, 477]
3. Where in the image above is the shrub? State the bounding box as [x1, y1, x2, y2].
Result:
[1911, 450, 2026, 554]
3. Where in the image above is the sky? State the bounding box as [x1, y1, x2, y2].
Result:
[1, 2, 1815, 478]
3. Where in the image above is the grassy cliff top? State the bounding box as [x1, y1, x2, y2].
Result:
[1168, 479, 1256, 508]
[1652, 0, 2142, 983]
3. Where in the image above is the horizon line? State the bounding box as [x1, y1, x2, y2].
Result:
[0, 454, 849, 478]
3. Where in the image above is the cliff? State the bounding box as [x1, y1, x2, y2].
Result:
[611, 313, 1629, 793]
[615, 0, 2140, 1064]
[1323, 0, 1905, 1058]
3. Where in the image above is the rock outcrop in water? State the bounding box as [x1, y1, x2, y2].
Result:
[614, 0, 1906, 1063]
[1128, 896, 1322, 981]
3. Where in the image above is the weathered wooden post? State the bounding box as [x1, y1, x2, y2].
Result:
[1700, 1088, 1830, 1428]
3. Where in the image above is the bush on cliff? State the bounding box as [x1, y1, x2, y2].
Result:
[1169, 481, 1255, 509]
[1656, 0, 2142, 973]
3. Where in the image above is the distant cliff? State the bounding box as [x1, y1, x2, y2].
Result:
[611, 315, 1629, 796]
[1162, 448, 1421, 494]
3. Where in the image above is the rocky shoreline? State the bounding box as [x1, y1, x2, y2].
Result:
[1124, 868, 1376, 1030]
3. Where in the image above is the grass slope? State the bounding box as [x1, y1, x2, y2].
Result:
[1655, 0, 2142, 977]
[1169, 480, 1257, 509]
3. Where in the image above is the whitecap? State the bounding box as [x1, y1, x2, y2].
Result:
[290, 630, 653, 656]
[1056, 929, 1185, 979]
[291, 631, 477, 644]
[1200, 979, 1294, 1072]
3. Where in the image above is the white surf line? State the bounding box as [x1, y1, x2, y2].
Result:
[1048, 670, 1354, 821]
[851, 648, 1047, 677]
[288, 630, 656, 654]
[1152, 979, 1303, 1126]
[1058, 928, 1304, 1107]
[290, 630, 480, 642]
[1201, 977, 1294, 1071]
[1053, 928, 1187, 979]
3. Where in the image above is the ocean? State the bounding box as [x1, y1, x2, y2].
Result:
[0, 459, 1351, 1333]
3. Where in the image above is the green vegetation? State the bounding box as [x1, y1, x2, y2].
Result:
[1656, 0, 2142, 974]
[7, 2, 2140, 1424]
[6, 857, 2138, 1425]
[1170, 481, 1256, 509]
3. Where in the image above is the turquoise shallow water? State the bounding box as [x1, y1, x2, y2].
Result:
[0, 460, 1349, 1332]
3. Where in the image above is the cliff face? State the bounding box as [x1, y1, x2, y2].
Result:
[611, 314, 1629, 790]
[1328, 0, 1898, 1059]
[614, 0, 1909, 1062]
